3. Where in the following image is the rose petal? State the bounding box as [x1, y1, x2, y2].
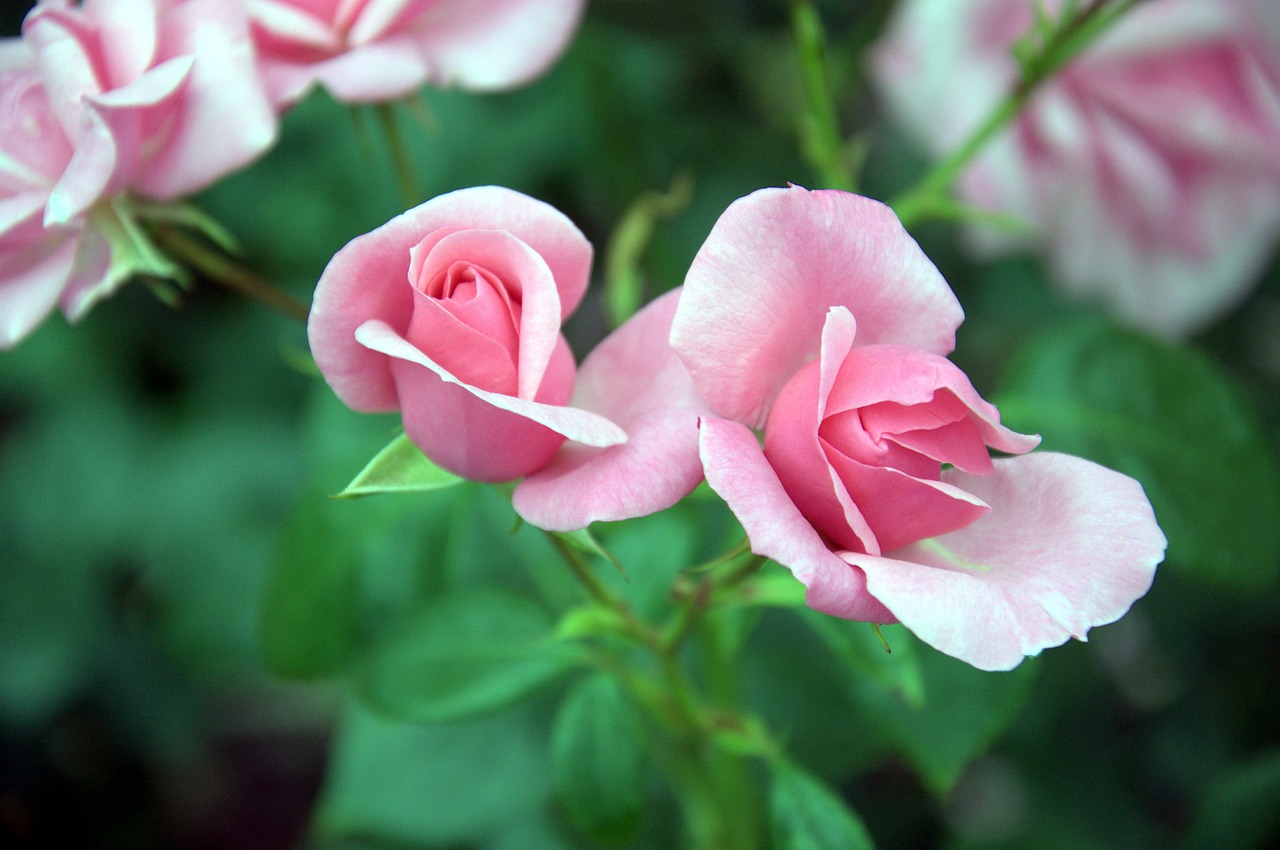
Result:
[844, 452, 1166, 671]
[701, 416, 893, 623]
[308, 186, 591, 412]
[672, 185, 964, 427]
[356, 318, 626, 447]
[513, 288, 707, 530]
[0, 233, 77, 349]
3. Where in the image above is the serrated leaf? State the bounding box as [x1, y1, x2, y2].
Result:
[359, 588, 579, 723]
[553, 527, 628, 580]
[551, 674, 648, 842]
[334, 433, 463, 498]
[769, 759, 876, 850]
[996, 317, 1280, 587]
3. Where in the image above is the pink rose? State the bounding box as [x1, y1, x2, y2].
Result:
[0, 68, 112, 348]
[23, 0, 277, 216]
[309, 186, 706, 528]
[872, 0, 1280, 338]
[671, 186, 1166, 670]
[247, 0, 588, 107]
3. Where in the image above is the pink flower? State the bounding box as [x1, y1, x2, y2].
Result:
[246, 0, 588, 107]
[872, 0, 1280, 338]
[23, 0, 277, 215]
[309, 186, 706, 528]
[671, 186, 1165, 670]
[0, 66, 134, 348]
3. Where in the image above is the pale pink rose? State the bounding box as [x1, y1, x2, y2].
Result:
[309, 186, 706, 526]
[22, 0, 277, 216]
[671, 186, 1166, 670]
[247, 0, 588, 107]
[872, 0, 1280, 338]
[0, 68, 112, 348]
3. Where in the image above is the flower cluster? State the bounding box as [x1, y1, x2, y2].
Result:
[873, 0, 1280, 338]
[1, 0, 586, 349]
[310, 183, 1167, 671]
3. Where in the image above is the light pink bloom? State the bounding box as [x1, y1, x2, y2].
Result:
[0, 68, 112, 348]
[309, 186, 706, 527]
[247, 0, 588, 107]
[672, 186, 1165, 670]
[23, 0, 277, 215]
[872, 0, 1280, 338]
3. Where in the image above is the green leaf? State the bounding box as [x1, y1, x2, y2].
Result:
[259, 493, 360, 679]
[333, 433, 463, 498]
[851, 636, 1037, 795]
[315, 697, 553, 847]
[551, 673, 648, 842]
[1179, 749, 1280, 850]
[996, 317, 1280, 587]
[552, 527, 629, 580]
[359, 588, 579, 723]
[769, 758, 875, 850]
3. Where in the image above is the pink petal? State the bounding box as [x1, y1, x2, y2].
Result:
[404, 0, 587, 91]
[513, 288, 707, 530]
[844, 453, 1166, 671]
[308, 186, 591, 412]
[356, 319, 626, 477]
[0, 232, 77, 349]
[700, 416, 893, 623]
[671, 185, 964, 427]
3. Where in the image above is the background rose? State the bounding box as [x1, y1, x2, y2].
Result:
[309, 185, 707, 519]
[247, 0, 588, 107]
[871, 0, 1280, 338]
[23, 0, 277, 211]
[673, 186, 1166, 669]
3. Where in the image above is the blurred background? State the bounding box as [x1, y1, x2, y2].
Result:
[2, 1, 1278, 848]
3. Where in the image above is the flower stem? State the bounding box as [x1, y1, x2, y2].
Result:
[890, 0, 1139, 228]
[375, 102, 421, 208]
[790, 0, 858, 191]
[152, 226, 311, 324]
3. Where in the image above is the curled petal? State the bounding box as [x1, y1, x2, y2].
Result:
[514, 289, 707, 530]
[843, 452, 1166, 671]
[701, 416, 893, 623]
[672, 185, 964, 427]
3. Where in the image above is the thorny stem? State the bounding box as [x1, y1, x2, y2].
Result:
[152, 226, 311, 324]
[890, 0, 1140, 228]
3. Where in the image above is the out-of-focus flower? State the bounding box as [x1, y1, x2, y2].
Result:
[309, 186, 706, 528]
[873, 0, 1280, 338]
[672, 186, 1166, 670]
[246, 0, 588, 108]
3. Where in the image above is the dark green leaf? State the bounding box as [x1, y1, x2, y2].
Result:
[801, 613, 924, 709]
[769, 758, 876, 850]
[1179, 749, 1280, 850]
[359, 588, 579, 723]
[996, 317, 1280, 587]
[551, 673, 648, 841]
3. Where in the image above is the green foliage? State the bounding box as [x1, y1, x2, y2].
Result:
[769, 758, 876, 850]
[358, 588, 580, 723]
[551, 673, 649, 841]
[333, 433, 463, 498]
[997, 316, 1280, 587]
[1179, 749, 1280, 850]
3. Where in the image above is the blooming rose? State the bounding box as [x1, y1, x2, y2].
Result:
[23, 0, 277, 214]
[0, 68, 110, 348]
[671, 186, 1166, 670]
[246, 0, 588, 108]
[872, 0, 1280, 338]
[309, 186, 706, 528]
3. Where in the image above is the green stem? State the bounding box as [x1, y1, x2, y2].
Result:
[151, 226, 311, 324]
[890, 0, 1139, 228]
[375, 102, 420, 208]
[790, 0, 857, 192]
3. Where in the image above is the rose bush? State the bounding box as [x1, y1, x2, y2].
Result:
[672, 186, 1166, 670]
[309, 185, 706, 528]
[246, 0, 588, 107]
[872, 0, 1280, 338]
